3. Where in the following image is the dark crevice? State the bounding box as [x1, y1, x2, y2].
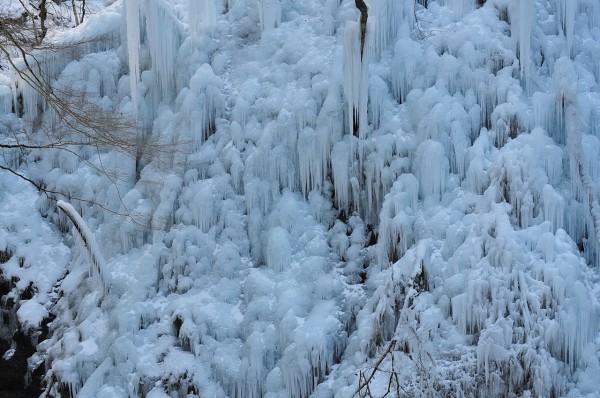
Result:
[0, 276, 47, 398]
[0, 330, 43, 398]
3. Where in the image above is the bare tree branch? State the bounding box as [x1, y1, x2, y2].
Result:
[0, 1, 180, 229]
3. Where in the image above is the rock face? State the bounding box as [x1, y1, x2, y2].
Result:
[0, 330, 43, 398]
[0, 278, 44, 398]
[0, 181, 69, 398]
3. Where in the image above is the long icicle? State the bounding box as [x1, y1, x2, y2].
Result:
[57, 200, 109, 296]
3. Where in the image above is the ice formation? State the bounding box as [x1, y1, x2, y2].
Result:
[510, 0, 532, 84]
[257, 0, 281, 31]
[188, 0, 217, 37]
[2, 0, 600, 397]
[56, 200, 109, 295]
[343, 19, 368, 142]
[126, 0, 141, 112]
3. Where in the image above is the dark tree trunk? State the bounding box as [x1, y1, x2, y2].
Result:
[39, 0, 47, 42]
[355, 0, 368, 58]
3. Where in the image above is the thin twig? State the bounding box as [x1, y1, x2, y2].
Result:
[354, 340, 397, 396]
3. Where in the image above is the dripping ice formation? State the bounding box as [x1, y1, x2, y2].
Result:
[1, 0, 600, 397]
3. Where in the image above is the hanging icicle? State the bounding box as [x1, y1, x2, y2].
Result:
[145, 0, 185, 100]
[343, 19, 369, 141]
[57, 201, 109, 296]
[510, 0, 532, 87]
[188, 0, 217, 37]
[555, 0, 577, 56]
[257, 0, 281, 31]
[125, 0, 141, 113]
[450, 0, 474, 20]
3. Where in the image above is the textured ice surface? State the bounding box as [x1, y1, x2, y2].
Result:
[2, 0, 600, 397]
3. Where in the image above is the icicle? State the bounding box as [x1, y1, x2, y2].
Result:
[554, 57, 600, 266]
[331, 140, 352, 210]
[529, 127, 563, 186]
[245, 177, 272, 216]
[144, 0, 184, 100]
[0, 85, 11, 115]
[125, 0, 141, 113]
[322, 0, 337, 35]
[343, 20, 369, 141]
[370, 0, 386, 56]
[537, 232, 555, 262]
[188, 0, 217, 37]
[450, 122, 469, 178]
[11, 61, 42, 127]
[555, 0, 577, 56]
[365, 151, 385, 219]
[510, 0, 532, 87]
[316, 124, 333, 184]
[520, 190, 534, 228]
[377, 174, 418, 265]
[438, 53, 460, 94]
[182, 64, 224, 147]
[316, 88, 343, 155]
[151, 175, 182, 235]
[189, 182, 216, 232]
[56, 150, 79, 173]
[542, 185, 565, 231]
[265, 227, 291, 272]
[298, 127, 326, 197]
[343, 20, 361, 133]
[257, 0, 281, 31]
[252, 144, 295, 190]
[474, 71, 495, 130]
[449, 0, 474, 20]
[297, 97, 318, 135]
[398, 173, 419, 211]
[280, 302, 341, 398]
[350, 176, 361, 215]
[391, 38, 419, 103]
[231, 121, 244, 149]
[56, 201, 109, 296]
[77, 358, 113, 398]
[234, 98, 251, 128]
[533, 92, 564, 144]
[580, 0, 600, 29]
[414, 140, 449, 201]
[368, 75, 387, 129]
[370, 0, 401, 56]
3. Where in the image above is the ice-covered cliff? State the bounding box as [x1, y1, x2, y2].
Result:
[2, 0, 600, 397]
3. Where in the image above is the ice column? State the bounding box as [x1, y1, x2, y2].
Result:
[414, 140, 449, 201]
[510, 0, 532, 86]
[126, 0, 141, 113]
[257, 0, 281, 31]
[450, 0, 474, 19]
[145, 0, 183, 100]
[370, 0, 401, 55]
[188, 0, 216, 37]
[343, 20, 369, 141]
[555, 0, 577, 56]
[57, 200, 109, 296]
